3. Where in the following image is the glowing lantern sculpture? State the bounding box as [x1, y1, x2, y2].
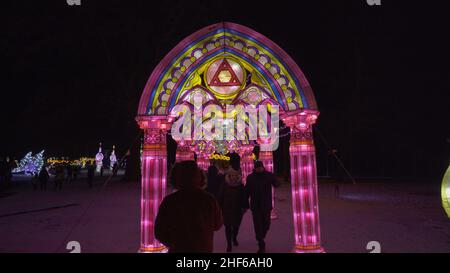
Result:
[110, 145, 117, 170]
[12, 150, 45, 175]
[136, 23, 323, 253]
[442, 165, 450, 217]
[95, 143, 104, 173]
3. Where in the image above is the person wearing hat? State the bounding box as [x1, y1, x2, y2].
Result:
[217, 152, 248, 252]
[245, 160, 280, 253]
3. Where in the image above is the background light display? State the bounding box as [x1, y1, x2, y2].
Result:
[12, 150, 45, 175]
[110, 145, 117, 170]
[95, 143, 104, 172]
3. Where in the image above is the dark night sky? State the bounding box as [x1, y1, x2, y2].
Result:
[2, 0, 449, 179]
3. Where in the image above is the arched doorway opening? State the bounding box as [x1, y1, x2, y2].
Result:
[136, 22, 323, 253]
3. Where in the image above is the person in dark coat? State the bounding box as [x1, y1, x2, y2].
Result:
[155, 160, 223, 253]
[245, 160, 280, 253]
[217, 153, 247, 252]
[38, 166, 49, 191]
[73, 165, 79, 181]
[54, 165, 64, 190]
[0, 157, 6, 185]
[4, 157, 13, 187]
[206, 165, 221, 198]
[66, 164, 73, 183]
[87, 163, 95, 188]
[112, 162, 119, 177]
[218, 167, 247, 252]
[31, 173, 38, 191]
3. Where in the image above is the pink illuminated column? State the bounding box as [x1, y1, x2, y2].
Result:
[136, 116, 171, 253]
[284, 111, 323, 253]
[198, 154, 208, 170]
[239, 144, 254, 184]
[259, 151, 278, 220]
[197, 155, 203, 170]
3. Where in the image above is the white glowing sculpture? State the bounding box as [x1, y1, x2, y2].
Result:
[12, 150, 45, 175]
[95, 143, 104, 173]
[110, 145, 117, 170]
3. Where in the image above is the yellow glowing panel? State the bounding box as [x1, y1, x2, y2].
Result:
[442, 165, 450, 217]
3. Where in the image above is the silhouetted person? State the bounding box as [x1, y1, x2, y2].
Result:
[155, 160, 223, 253]
[112, 162, 119, 177]
[54, 165, 64, 190]
[5, 157, 13, 187]
[66, 164, 73, 183]
[73, 165, 79, 180]
[32, 173, 38, 191]
[39, 167, 49, 191]
[206, 165, 221, 199]
[217, 153, 247, 252]
[245, 160, 280, 253]
[0, 157, 6, 186]
[87, 163, 95, 188]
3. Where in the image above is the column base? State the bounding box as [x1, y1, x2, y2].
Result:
[138, 245, 168, 253]
[292, 245, 325, 253]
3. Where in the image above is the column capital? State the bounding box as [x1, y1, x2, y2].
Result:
[240, 144, 254, 155]
[136, 115, 173, 131]
[281, 109, 319, 129]
[282, 110, 319, 146]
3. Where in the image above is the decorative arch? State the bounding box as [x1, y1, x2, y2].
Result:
[138, 22, 317, 116]
[136, 22, 323, 253]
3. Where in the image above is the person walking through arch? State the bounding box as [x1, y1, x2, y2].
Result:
[155, 160, 223, 253]
[245, 160, 280, 253]
[206, 165, 221, 199]
[217, 153, 248, 252]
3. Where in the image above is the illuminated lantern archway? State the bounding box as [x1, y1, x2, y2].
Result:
[136, 22, 323, 253]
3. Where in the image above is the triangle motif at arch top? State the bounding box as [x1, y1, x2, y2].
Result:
[209, 59, 242, 86]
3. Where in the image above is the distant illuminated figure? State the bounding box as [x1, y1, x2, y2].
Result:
[95, 142, 104, 173]
[110, 145, 117, 170]
[12, 150, 45, 175]
[442, 165, 450, 217]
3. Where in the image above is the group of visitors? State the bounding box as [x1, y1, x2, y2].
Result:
[32, 163, 98, 191]
[155, 153, 280, 253]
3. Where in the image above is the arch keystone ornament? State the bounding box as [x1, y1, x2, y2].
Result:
[137, 22, 323, 253]
[209, 59, 242, 86]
